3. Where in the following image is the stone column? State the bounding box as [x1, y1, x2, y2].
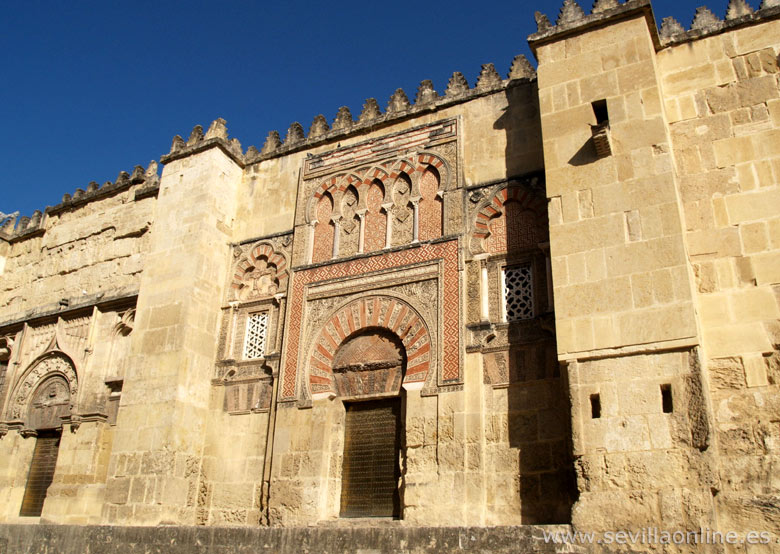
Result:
[381, 202, 393, 248]
[356, 210, 366, 254]
[103, 143, 241, 525]
[410, 197, 421, 243]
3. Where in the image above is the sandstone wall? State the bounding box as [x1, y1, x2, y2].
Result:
[531, 5, 719, 536]
[0, 178, 156, 323]
[0, 306, 135, 524]
[103, 148, 242, 526]
[658, 15, 780, 539]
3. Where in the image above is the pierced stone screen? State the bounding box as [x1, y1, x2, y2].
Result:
[243, 313, 268, 359]
[504, 265, 534, 321]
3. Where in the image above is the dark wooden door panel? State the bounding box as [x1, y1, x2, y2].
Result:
[20, 431, 61, 517]
[340, 398, 401, 518]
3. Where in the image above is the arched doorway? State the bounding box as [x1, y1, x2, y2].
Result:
[333, 328, 405, 519]
[10, 353, 77, 518]
[20, 375, 70, 517]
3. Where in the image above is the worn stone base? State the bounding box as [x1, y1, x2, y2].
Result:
[0, 524, 586, 553]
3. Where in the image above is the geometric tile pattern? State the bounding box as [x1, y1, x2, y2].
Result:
[281, 239, 459, 401]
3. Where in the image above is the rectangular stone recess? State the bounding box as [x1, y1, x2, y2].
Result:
[0, 361, 6, 400]
[340, 398, 401, 518]
[19, 431, 61, 517]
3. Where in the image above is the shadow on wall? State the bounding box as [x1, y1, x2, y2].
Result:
[495, 80, 578, 524]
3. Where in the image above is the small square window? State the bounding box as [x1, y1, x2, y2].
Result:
[503, 264, 534, 321]
[243, 313, 268, 359]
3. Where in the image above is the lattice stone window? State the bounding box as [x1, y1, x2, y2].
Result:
[503, 265, 534, 321]
[243, 313, 268, 359]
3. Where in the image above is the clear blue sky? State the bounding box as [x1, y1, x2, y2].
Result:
[1, 0, 732, 217]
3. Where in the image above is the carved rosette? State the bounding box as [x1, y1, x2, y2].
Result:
[8, 353, 78, 423]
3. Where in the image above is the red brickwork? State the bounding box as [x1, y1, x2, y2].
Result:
[417, 166, 442, 241]
[313, 193, 334, 263]
[364, 180, 386, 252]
[281, 240, 460, 400]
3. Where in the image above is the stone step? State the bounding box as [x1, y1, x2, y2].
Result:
[0, 524, 588, 553]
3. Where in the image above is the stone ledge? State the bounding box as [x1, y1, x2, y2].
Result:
[0, 523, 586, 554]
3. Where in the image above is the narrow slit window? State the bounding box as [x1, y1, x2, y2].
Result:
[503, 264, 534, 321]
[661, 384, 673, 413]
[590, 394, 601, 419]
[592, 99, 609, 125]
[243, 313, 268, 359]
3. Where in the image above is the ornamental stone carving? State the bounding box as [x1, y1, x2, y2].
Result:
[8, 352, 78, 425]
[230, 242, 289, 302]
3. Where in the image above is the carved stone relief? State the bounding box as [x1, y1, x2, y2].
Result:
[469, 182, 548, 257]
[27, 375, 71, 430]
[8, 353, 77, 425]
[340, 186, 360, 257]
[392, 174, 413, 246]
[229, 242, 289, 302]
[332, 330, 405, 398]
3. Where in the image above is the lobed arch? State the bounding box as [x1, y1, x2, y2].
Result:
[230, 241, 289, 301]
[306, 296, 432, 398]
[470, 185, 547, 255]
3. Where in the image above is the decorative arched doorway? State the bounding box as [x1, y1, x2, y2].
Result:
[10, 352, 77, 518]
[333, 328, 406, 519]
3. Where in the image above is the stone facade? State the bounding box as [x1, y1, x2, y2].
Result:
[0, 0, 778, 550]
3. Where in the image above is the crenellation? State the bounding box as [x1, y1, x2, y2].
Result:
[476, 63, 502, 91]
[445, 71, 470, 97]
[534, 11, 553, 32]
[727, 0, 755, 19]
[284, 122, 305, 146]
[592, 0, 619, 14]
[386, 88, 411, 114]
[187, 124, 204, 146]
[659, 16, 686, 39]
[557, 0, 586, 25]
[261, 130, 281, 154]
[414, 80, 438, 105]
[308, 114, 329, 139]
[205, 117, 229, 141]
[690, 6, 722, 31]
[357, 98, 382, 123]
[169, 134, 185, 155]
[332, 105, 354, 131]
[507, 54, 537, 80]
